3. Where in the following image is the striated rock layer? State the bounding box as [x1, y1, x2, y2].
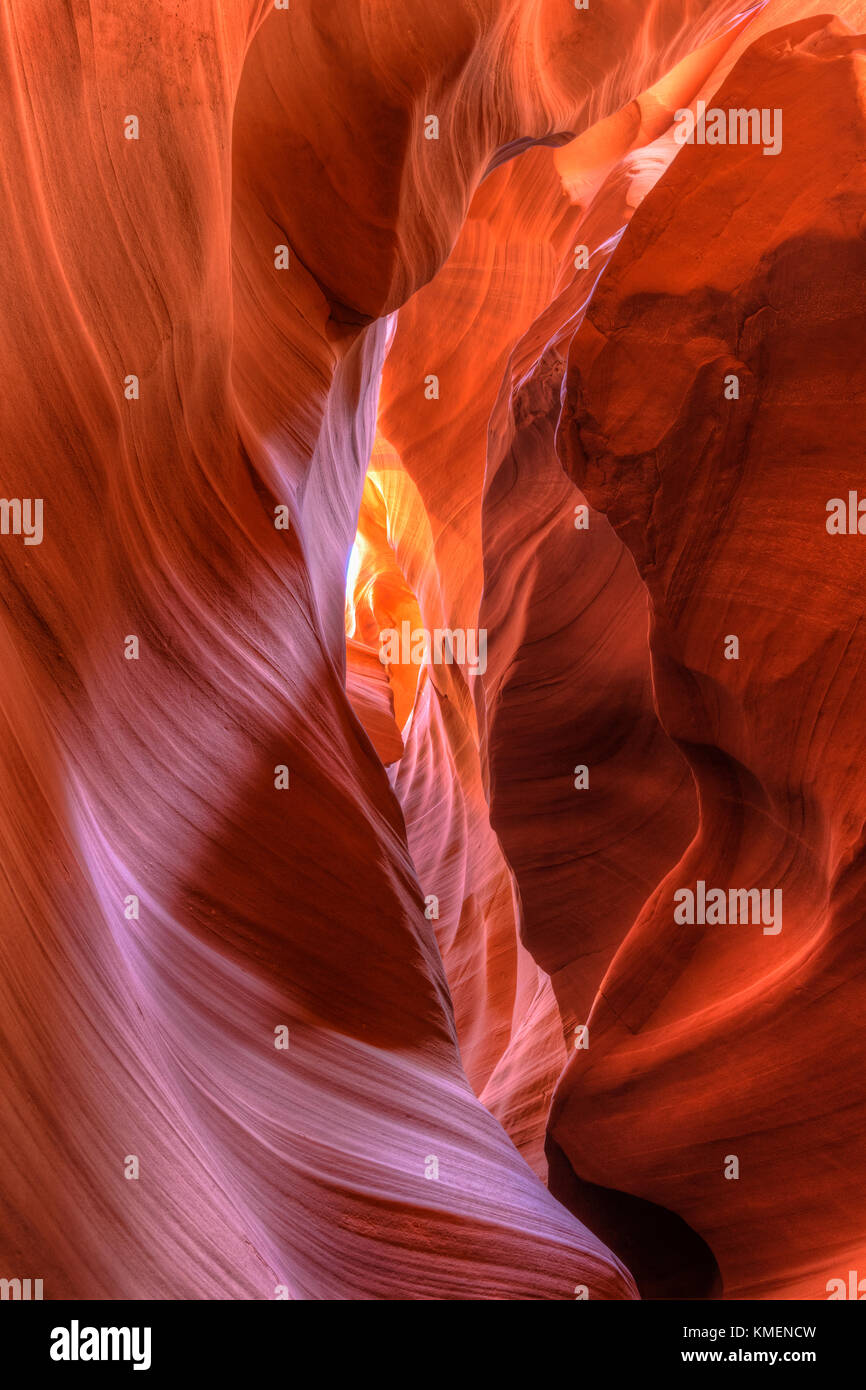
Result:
[554, 12, 866, 1299]
[0, 0, 862, 1301]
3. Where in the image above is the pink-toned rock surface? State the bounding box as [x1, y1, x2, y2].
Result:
[0, 0, 862, 1302]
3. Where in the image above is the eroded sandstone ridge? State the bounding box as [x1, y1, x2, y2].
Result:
[0, 0, 863, 1299]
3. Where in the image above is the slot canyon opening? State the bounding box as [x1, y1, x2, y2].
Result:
[344, 460, 427, 746]
[330, 10, 778, 1299]
[344, 446, 485, 766]
[343, 446, 723, 1302]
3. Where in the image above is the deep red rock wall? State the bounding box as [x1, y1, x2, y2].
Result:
[0, 0, 863, 1301]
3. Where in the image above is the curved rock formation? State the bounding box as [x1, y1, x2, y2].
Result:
[555, 10, 866, 1300]
[0, 0, 862, 1302]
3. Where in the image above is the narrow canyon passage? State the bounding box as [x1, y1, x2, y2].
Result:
[344, 1, 866, 1300]
[0, 0, 864, 1306]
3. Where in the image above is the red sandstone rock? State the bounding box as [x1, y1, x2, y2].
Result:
[0, 0, 860, 1304]
[556, 12, 866, 1298]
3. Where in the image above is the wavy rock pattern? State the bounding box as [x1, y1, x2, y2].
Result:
[0, 0, 862, 1301]
[555, 11, 866, 1299]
